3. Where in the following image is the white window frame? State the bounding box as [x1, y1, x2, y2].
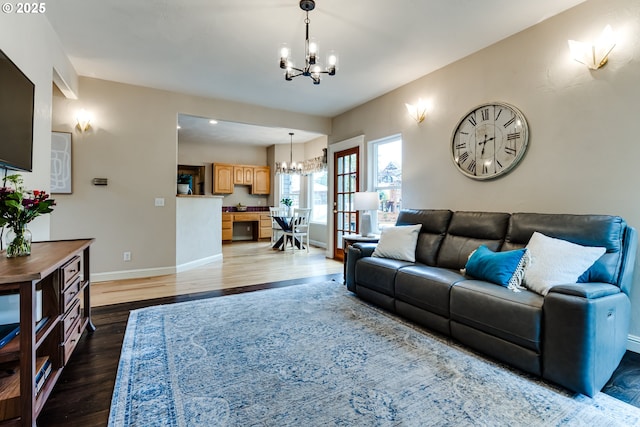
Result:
[367, 134, 402, 229]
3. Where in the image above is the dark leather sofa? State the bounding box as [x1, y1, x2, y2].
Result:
[345, 209, 637, 397]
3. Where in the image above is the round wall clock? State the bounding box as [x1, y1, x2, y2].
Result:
[451, 102, 529, 180]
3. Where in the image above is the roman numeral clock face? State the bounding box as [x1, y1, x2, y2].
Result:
[451, 102, 529, 180]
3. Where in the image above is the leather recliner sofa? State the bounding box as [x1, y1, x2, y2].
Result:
[345, 209, 637, 397]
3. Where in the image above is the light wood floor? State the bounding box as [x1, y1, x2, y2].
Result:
[91, 241, 344, 306]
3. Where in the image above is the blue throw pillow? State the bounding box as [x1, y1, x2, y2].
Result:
[464, 245, 530, 291]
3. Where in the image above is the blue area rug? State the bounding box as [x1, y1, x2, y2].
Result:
[108, 280, 640, 426]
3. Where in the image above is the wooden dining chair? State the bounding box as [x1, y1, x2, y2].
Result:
[269, 206, 289, 245]
[283, 208, 311, 252]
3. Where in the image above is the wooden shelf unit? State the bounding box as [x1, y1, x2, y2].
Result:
[0, 239, 94, 426]
[177, 164, 206, 195]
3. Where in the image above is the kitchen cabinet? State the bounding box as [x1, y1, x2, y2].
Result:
[252, 166, 270, 195]
[222, 212, 271, 242]
[213, 163, 234, 194]
[233, 166, 254, 186]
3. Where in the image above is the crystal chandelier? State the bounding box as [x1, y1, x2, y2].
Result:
[279, 0, 338, 85]
[276, 132, 301, 175]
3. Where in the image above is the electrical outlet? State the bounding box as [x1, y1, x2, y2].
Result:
[123, 251, 131, 262]
[155, 198, 165, 207]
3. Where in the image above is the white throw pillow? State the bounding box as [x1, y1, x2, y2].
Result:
[523, 232, 606, 296]
[372, 224, 422, 262]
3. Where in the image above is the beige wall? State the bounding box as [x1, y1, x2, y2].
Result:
[51, 77, 330, 277]
[0, 14, 77, 241]
[330, 0, 640, 340]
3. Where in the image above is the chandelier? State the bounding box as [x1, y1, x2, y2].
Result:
[276, 132, 301, 175]
[275, 133, 328, 176]
[279, 0, 338, 85]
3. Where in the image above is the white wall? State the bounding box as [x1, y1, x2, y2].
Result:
[176, 196, 222, 269]
[330, 0, 640, 340]
[0, 14, 77, 241]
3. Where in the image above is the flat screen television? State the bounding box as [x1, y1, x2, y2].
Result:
[0, 49, 35, 172]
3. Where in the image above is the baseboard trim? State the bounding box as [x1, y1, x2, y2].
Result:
[309, 239, 326, 249]
[627, 334, 640, 353]
[176, 254, 223, 273]
[92, 254, 223, 282]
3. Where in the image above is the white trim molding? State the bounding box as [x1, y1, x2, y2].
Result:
[627, 334, 640, 353]
[91, 254, 223, 282]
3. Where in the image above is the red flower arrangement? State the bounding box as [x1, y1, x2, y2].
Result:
[0, 174, 55, 257]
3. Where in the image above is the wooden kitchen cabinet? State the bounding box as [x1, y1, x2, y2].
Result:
[233, 166, 254, 186]
[222, 213, 233, 241]
[213, 163, 234, 194]
[252, 166, 270, 195]
[259, 213, 272, 239]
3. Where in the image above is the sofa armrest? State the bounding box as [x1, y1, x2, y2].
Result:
[542, 289, 630, 396]
[548, 282, 620, 299]
[345, 243, 377, 292]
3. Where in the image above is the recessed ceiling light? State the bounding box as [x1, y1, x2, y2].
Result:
[177, 125, 181, 129]
[209, 119, 218, 125]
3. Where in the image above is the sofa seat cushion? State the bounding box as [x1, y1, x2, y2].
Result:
[396, 265, 466, 317]
[355, 257, 413, 297]
[450, 280, 544, 352]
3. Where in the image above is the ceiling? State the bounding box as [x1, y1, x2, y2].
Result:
[45, 0, 587, 146]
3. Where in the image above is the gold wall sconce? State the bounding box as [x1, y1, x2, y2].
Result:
[568, 25, 616, 70]
[76, 108, 92, 132]
[405, 98, 428, 124]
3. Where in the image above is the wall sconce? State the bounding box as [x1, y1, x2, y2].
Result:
[76, 109, 92, 132]
[568, 25, 616, 70]
[405, 98, 428, 124]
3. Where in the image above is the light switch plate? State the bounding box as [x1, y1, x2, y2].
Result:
[155, 198, 165, 207]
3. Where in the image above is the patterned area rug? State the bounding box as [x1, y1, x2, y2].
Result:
[108, 280, 640, 426]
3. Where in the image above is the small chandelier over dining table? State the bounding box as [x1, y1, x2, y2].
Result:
[276, 132, 301, 175]
[279, 0, 338, 85]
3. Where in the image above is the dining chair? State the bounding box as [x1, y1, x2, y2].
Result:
[284, 208, 311, 252]
[269, 206, 289, 245]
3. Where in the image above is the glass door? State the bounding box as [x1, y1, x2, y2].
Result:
[333, 147, 359, 261]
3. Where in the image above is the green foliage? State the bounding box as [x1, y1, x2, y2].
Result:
[280, 198, 293, 207]
[0, 174, 56, 230]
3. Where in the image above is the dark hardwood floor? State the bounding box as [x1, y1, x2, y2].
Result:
[38, 274, 640, 426]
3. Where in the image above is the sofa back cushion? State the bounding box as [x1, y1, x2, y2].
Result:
[395, 209, 452, 266]
[437, 211, 511, 270]
[504, 213, 626, 286]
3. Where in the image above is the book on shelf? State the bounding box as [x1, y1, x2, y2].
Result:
[35, 358, 52, 395]
[0, 317, 50, 351]
[0, 323, 19, 350]
[0, 356, 50, 421]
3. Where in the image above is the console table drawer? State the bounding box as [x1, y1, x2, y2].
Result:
[61, 315, 83, 365]
[62, 276, 82, 313]
[62, 256, 81, 288]
[62, 299, 81, 342]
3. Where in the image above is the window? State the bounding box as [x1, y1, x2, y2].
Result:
[279, 174, 300, 208]
[310, 171, 327, 223]
[370, 136, 402, 229]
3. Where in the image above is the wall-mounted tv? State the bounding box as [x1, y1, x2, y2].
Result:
[0, 49, 35, 172]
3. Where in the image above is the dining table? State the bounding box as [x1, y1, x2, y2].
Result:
[272, 216, 305, 250]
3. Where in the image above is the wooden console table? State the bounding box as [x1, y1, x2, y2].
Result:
[0, 239, 94, 426]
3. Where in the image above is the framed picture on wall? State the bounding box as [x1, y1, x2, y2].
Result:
[51, 131, 72, 194]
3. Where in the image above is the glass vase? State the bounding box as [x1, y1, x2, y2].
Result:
[6, 225, 32, 258]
